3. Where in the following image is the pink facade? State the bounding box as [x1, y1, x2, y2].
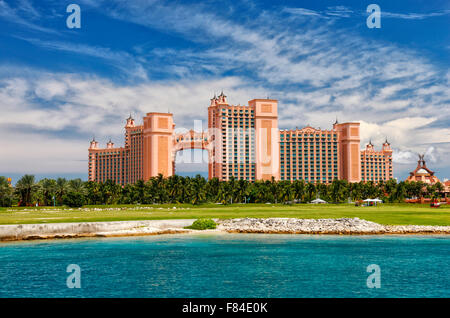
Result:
[360, 139, 393, 182]
[88, 93, 394, 184]
[279, 127, 339, 183]
[207, 93, 279, 181]
[333, 122, 361, 183]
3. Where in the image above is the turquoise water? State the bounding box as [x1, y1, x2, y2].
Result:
[0, 234, 449, 298]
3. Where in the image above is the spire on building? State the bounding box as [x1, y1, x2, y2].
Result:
[418, 153, 425, 166]
[210, 93, 218, 106]
[107, 138, 114, 149]
[334, 117, 339, 125]
[126, 114, 135, 127]
[216, 90, 227, 104]
[89, 136, 98, 149]
[382, 137, 392, 152]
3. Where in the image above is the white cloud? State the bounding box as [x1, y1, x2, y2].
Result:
[0, 128, 87, 174]
[282, 8, 323, 17]
[381, 10, 450, 20]
[282, 5, 450, 21]
[16, 37, 149, 81]
[0, 0, 449, 179]
[325, 6, 354, 18]
[0, 0, 57, 34]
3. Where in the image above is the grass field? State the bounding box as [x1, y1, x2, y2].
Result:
[0, 203, 449, 226]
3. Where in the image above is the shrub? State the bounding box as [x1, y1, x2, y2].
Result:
[62, 191, 85, 208]
[185, 218, 217, 230]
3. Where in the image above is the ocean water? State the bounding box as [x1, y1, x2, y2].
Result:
[0, 234, 449, 298]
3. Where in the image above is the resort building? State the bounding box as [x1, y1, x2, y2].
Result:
[207, 93, 278, 181]
[360, 139, 393, 182]
[405, 155, 441, 185]
[444, 180, 450, 196]
[88, 115, 144, 184]
[279, 127, 339, 183]
[89, 93, 394, 184]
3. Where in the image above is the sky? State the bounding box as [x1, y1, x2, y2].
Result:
[0, 0, 449, 183]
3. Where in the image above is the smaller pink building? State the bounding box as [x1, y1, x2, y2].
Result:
[360, 139, 393, 183]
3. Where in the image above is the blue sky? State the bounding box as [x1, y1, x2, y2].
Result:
[0, 0, 449, 183]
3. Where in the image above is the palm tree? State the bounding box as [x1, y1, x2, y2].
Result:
[55, 178, 69, 205]
[384, 179, 397, 202]
[189, 175, 206, 205]
[85, 181, 102, 205]
[120, 183, 134, 204]
[253, 181, 269, 203]
[316, 182, 329, 202]
[166, 175, 179, 203]
[395, 181, 407, 202]
[292, 180, 305, 203]
[228, 177, 238, 204]
[279, 181, 293, 203]
[206, 177, 220, 202]
[305, 182, 316, 202]
[38, 178, 57, 206]
[349, 181, 363, 201]
[217, 181, 233, 204]
[68, 178, 86, 194]
[329, 179, 349, 203]
[100, 180, 121, 204]
[236, 179, 249, 203]
[152, 174, 168, 203]
[0, 176, 15, 207]
[15, 175, 38, 206]
[435, 182, 444, 199]
[269, 177, 280, 203]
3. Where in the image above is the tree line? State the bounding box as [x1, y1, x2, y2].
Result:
[0, 174, 446, 208]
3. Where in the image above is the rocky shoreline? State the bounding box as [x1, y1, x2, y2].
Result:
[1, 218, 449, 242]
[0, 220, 195, 241]
[217, 218, 450, 235]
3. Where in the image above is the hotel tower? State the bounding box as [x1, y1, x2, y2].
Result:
[89, 93, 393, 184]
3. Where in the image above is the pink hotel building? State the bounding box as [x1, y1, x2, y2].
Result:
[89, 93, 393, 184]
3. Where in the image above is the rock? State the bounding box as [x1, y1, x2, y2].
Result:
[217, 218, 450, 235]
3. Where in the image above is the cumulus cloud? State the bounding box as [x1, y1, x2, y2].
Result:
[0, 70, 266, 174]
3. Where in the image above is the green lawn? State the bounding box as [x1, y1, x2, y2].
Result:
[0, 203, 449, 226]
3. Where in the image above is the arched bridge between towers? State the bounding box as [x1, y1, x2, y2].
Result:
[172, 129, 215, 176]
[173, 129, 213, 152]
